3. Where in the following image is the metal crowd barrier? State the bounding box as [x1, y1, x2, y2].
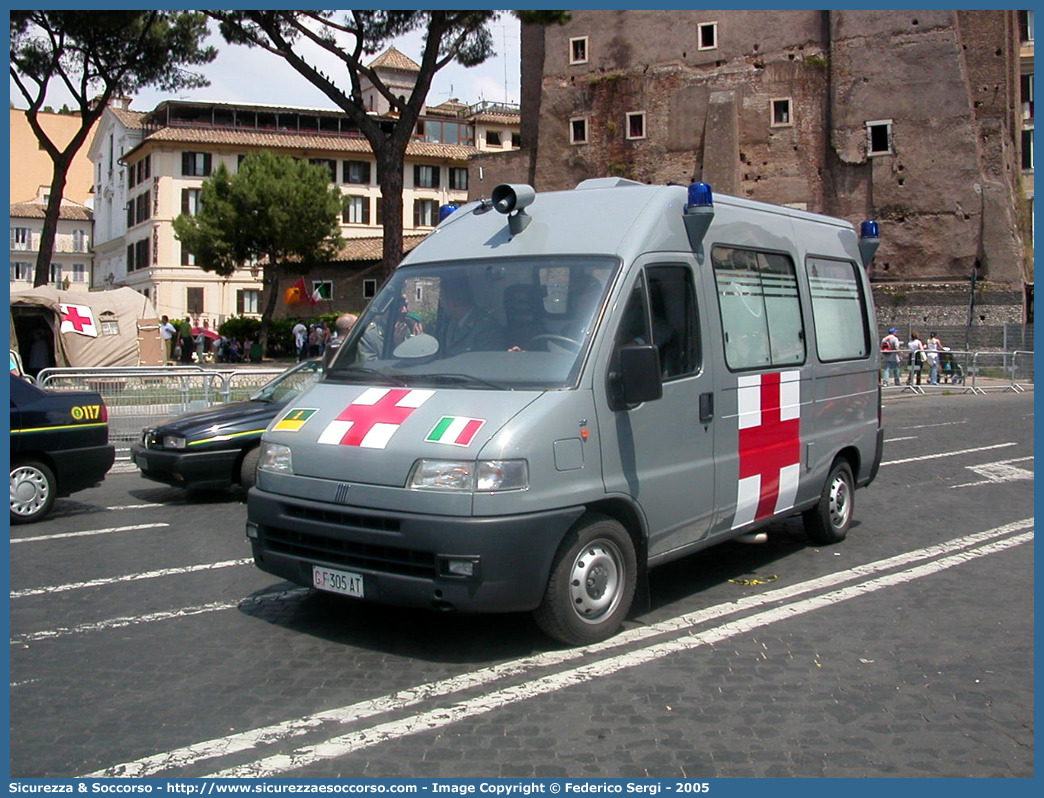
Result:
[37, 365, 285, 451]
[879, 349, 1033, 396]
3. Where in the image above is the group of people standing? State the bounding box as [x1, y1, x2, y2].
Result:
[881, 328, 945, 386]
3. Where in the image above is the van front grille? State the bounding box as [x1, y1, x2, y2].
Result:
[264, 524, 436, 578]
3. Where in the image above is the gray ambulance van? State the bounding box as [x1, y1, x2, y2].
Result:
[247, 179, 883, 645]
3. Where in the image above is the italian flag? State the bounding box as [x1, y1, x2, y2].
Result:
[426, 416, 486, 447]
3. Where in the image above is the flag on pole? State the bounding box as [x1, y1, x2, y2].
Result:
[310, 283, 330, 305]
[285, 277, 307, 305]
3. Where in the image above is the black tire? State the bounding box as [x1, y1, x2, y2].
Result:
[803, 460, 854, 545]
[534, 514, 637, 646]
[239, 446, 260, 490]
[10, 459, 57, 525]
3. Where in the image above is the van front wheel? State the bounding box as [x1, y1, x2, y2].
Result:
[803, 460, 854, 545]
[534, 514, 637, 646]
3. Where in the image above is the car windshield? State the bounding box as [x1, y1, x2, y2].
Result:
[326, 256, 619, 390]
[250, 360, 322, 403]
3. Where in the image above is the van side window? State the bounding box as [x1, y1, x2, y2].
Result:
[646, 265, 700, 379]
[711, 246, 805, 370]
[806, 257, 870, 361]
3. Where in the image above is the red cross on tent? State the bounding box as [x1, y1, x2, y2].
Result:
[317, 388, 435, 449]
[59, 303, 98, 337]
[732, 370, 802, 529]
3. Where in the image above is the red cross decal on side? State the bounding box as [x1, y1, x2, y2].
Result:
[733, 371, 802, 529]
[317, 388, 435, 449]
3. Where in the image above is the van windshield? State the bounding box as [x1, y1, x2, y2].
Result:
[327, 256, 618, 390]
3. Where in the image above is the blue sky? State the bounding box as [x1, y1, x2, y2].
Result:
[9, 14, 522, 114]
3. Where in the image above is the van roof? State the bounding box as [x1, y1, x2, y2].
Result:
[404, 180, 856, 267]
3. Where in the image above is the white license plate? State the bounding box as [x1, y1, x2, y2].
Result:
[312, 565, 364, 598]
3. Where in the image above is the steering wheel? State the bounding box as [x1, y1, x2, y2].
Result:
[527, 334, 582, 352]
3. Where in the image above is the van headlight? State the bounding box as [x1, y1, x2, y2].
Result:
[408, 459, 528, 492]
[258, 442, 293, 474]
[163, 434, 186, 450]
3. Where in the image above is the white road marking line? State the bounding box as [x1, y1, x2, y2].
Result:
[881, 441, 1017, 467]
[86, 517, 1033, 779]
[10, 523, 169, 544]
[951, 456, 1035, 489]
[10, 559, 253, 599]
[10, 588, 309, 646]
[210, 531, 1034, 778]
[898, 421, 968, 430]
[104, 504, 165, 511]
[884, 436, 917, 443]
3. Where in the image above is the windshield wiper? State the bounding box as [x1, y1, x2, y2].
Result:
[411, 373, 508, 390]
[327, 366, 408, 387]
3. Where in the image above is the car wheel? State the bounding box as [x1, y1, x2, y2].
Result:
[803, 459, 854, 545]
[11, 460, 57, 525]
[534, 514, 637, 646]
[239, 446, 260, 490]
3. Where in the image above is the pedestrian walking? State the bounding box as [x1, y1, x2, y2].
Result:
[926, 331, 942, 384]
[881, 327, 902, 386]
[907, 332, 926, 386]
[178, 318, 195, 364]
[159, 315, 177, 363]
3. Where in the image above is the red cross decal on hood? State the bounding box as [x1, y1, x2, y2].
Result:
[317, 388, 435, 449]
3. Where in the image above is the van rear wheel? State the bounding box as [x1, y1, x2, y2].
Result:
[803, 460, 854, 545]
[534, 514, 636, 646]
[11, 459, 56, 524]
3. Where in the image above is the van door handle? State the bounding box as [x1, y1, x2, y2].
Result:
[699, 392, 714, 424]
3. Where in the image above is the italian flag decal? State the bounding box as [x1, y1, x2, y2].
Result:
[426, 416, 486, 447]
[317, 388, 434, 449]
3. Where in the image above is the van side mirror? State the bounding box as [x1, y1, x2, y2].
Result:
[614, 344, 663, 408]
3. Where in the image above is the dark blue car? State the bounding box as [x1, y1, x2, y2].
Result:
[10, 373, 115, 523]
[131, 360, 321, 491]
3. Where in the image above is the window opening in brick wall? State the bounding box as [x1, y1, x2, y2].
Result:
[569, 36, 588, 65]
[771, 98, 792, 126]
[570, 117, 589, 145]
[626, 112, 646, 140]
[866, 120, 893, 155]
[698, 22, 717, 50]
[363, 279, 377, 299]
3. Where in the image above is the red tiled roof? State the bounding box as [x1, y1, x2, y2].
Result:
[133, 126, 478, 161]
[334, 234, 428, 262]
[110, 108, 146, 129]
[10, 200, 93, 221]
[368, 46, 421, 73]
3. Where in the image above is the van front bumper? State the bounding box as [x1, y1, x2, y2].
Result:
[247, 488, 585, 614]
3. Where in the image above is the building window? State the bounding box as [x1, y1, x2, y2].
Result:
[413, 198, 438, 228]
[181, 244, 196, 266]
[414, 164, 440, 189]
[72, 229, 88, 252]
[127, 244, 135, 272]
[570, 117, 589, 145]
[135, 238, 150, 270]
[49, 263, 62, 285]
[1023, 74, 1034, 121]
[449, 167, 468, 191]
[310, 158, 337, 183]
[569, 36, 589, 65]
[237, 289, 260, 315]
[11, 227, 31, 251]
[363, 279, 377, 299]
[182, 188, 202, 216]
[866, 120, 893, 155]
[343, 160, 371, 185]
[625, 112, 646, 140]
[182, 152, 212, 177]
[71, 263, 87, 283]
[343, 195, 370, 225]
[135, 191, 150, 224]
[187, 287, 204, 315]
[486, 130, 503, 147]
[311, 280, 332, 302]
[1020, 10, 1034, 43]
[771, 98, 792, 127]
[698, 22, 717, 51]
[1023, 127, 1034, 171]
[10, 261, 32, 282]
[135, 155, 150, 186]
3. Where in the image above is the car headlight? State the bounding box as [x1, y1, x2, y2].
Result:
[163, 435, 187, 450]
[407, 459, 528, 492]
[258, 442, 293, 474]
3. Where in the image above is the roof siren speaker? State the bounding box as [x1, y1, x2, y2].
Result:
[491, 184, 535, 235]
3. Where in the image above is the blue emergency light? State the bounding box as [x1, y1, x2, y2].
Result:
[683, 182, 715, 252]
[858, 219, 880, 269]
[438, 203, 458, 223]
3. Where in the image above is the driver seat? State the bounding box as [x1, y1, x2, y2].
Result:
[503, 283, 548, 349]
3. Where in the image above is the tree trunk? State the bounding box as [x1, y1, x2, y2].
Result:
[259, 262, 281, 358]
[376, 143, 406, 284]
[33, 158, 72, 287]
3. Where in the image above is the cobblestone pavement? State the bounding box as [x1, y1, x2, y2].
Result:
[8, 392, 1033, 778]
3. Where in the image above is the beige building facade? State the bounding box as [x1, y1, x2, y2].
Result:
[9, 108, 97, 205]
[9, 189, 93, 293]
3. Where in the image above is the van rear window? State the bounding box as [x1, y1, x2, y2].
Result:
[806, 257, 870, 362]
[711, 246, 805, 370]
